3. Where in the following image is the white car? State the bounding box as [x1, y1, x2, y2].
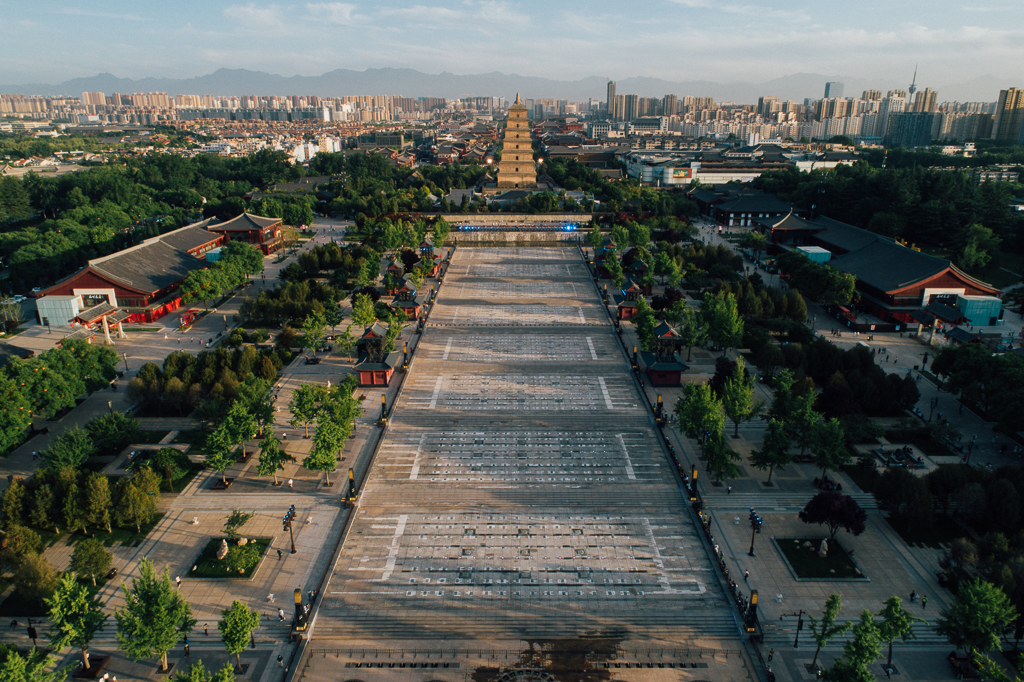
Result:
[13, 295, 26, 303]
[1, 298, 15, 305]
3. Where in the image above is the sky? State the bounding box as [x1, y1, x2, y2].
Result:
[2, 0, 1023, 88]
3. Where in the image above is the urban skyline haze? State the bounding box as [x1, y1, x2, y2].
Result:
[1, 0, 1023, 101]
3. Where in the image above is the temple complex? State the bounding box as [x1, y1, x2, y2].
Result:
[495, 93, 537, 189]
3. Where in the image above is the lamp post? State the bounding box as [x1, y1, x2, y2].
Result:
[283, 505, 297, 554]
[747, 508, 762, 557]
[122, 352, 129, 373]
[781, 610, 805, 648]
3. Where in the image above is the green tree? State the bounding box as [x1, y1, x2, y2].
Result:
[632, 296, 658, 351]
[790, 390, 821, 457]
[301, 311, 327, 357]
[586, 224, 602, 249]
[171, 661, 236, 682]
[338, 324, 356, 359]
[256, 432, 291, 486]
[115, 558, 196, 672]
[811, 417, 849, 479]
[702, 433, 741, 483]
[46, 572, 108, 670]
[0, 649, 66, 682]
[149, 448, 187, 493]
[205, 426, 236, 486]
[218, 601, 261, 671]
[44, 426, 96, 469]
[721, 358, 764, 437]
[432, 217, 451, 245]
[702, 291, 743, 356]
[674, 383, 725, 442]
[824, 609, 883, 682]
[1, 478, 26, 526]
[69, 539, 112, 586]
[224, 398, 258, 461]
[85, 412, 140, 455]
[221, 241, 264, 276]
[289, 384, 325, 438]
[740, 231, 767, 260]
[81, 472, 111, 533]
[809, 594, 850, 669]
[13, 552, 59, 603]
[878, 596, 924, 668]
[114, 476, 156, 533]
[352, 292, 376, 329]
[304, 419, 343, 486]
[936, 578, 1018, 655]
[669, 301, 708, 362]
[750, 418, 793, 485]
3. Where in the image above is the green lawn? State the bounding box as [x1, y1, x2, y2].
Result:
[776, 538, 863, 579]
[190, 537, 271, 579]
[65, 513, 166, 548]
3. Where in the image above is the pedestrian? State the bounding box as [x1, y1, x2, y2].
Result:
[909, 590, 916, 603]
[727, 485, 732, 495]
[288, 479, 293, 488]
[743, 570, 749, 582]
[277, 548, 283, 560]
[768, 648, 774, 663]
[204, 623, 209, 636]
[278, 608, 285, 621]
[278, 654, 284, 667]
[922, 595, 927, 609]
[184, 643, 190, 657]
[175, 575, 181, 588]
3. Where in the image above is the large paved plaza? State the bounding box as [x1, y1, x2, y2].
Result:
[307, 247, 742, 680]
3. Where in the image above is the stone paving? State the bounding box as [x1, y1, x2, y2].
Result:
[305, 246, 746, 681]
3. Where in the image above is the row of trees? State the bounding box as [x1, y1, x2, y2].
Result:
[239, 279, 341, 327]
[931, 342, 1024, 433]
[0, 339, 119, 454]
[284, 375, 363, 486]
[755, 161, 1024, 270]
[776, 250, 857, 306]
[179, 241, 264, 310]
[127, 347, 286, 420]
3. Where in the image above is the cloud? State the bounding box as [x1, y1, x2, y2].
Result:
[52, 8, 149, 21]
[222, 3, 286, 31]
[306, 2, 359, 25]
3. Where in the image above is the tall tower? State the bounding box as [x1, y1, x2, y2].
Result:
[824, 82, 844, 99]
[496, 94, 537, 189]
[908, 64, 918, 104]
[992, 88, 1024, 142]
[606, 80, 616, 118]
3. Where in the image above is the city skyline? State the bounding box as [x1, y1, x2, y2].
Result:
[2, 0, 1023, 95]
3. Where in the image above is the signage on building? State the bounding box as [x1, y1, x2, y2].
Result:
[671, 168, 692, 179]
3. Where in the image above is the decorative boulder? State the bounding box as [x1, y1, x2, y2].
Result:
[216, 539, 229, 560]
[238, 538, 248, 547]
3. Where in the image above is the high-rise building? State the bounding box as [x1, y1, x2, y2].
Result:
[824, 82, 844, 99]
[612, 95, 625, 122]
[876, 95, 907, 138]
[912, 88, 938, 113]
[757, 96, 779, 118]
[623, 94, 639, 121]
[662, 94, 678, 117]
[862, 89, 882, 101]
[992, 88, 1024, 143]
[885, 112, 942, 147]
[606, 80, 616, 117]
[496, 94, 537, 190]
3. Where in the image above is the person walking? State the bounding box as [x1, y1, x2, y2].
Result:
[278, 608, 285, 621]
[921, 595, 928, 609]
[743, 570, 749, 582]
[727, 486, 732, 495]
[175, 575, 181, 589]
[204, 623, 209, 636]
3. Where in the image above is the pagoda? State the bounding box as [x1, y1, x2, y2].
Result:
[639, 322, 689, 386]
[353, 321, 402, 386]
[496, 94, 537, 189]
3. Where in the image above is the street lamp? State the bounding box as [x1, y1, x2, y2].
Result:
[122, 352, 129, 373]
[747, 508, 762, 557]
[283, 505, 297, 554]
[781, 610, 805, 648]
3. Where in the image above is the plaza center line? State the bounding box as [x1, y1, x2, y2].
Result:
[375, 514, 408, 582]
[597, 377, 614, 409]
[616, 434, 637, 480]
[577, 307, 586, 324]
[428, 376, 444, 409]
[442, 337, 453, 360]
[409, 434, 427, 481]
[586, 336, 598, 360]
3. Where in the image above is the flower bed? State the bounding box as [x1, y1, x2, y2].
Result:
[190, 537, 271, 579]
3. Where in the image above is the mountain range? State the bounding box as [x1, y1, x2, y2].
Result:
[0, 68, 1011, 104]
